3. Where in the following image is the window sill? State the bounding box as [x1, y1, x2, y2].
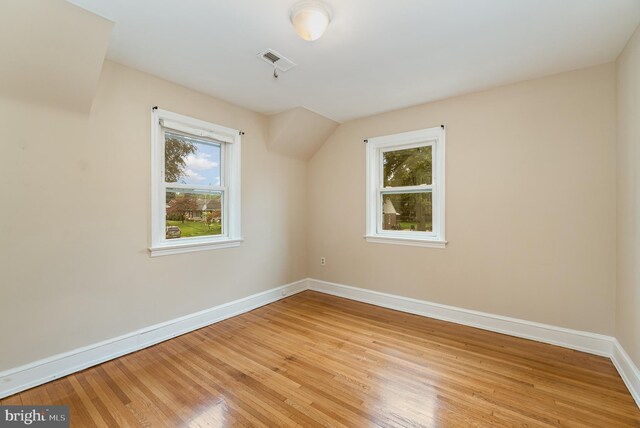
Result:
[364, 235, 447, 248]
[149, 238, 243, 257]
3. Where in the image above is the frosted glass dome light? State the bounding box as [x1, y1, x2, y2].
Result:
[290, 1, 332, 41]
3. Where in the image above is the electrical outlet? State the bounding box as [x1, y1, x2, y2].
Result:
[320, 257, 326, 266]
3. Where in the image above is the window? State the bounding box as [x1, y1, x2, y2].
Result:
[149, 108, 241, 256]
[365, 126, 446, 248]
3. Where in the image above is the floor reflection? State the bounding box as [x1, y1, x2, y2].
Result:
[187, 400, 229, 427]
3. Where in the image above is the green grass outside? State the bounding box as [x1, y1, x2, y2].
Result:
[167, 220, 221, 238]
[398, 221, 432, 231]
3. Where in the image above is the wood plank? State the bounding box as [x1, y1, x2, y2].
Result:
[4, 291, 639, 427]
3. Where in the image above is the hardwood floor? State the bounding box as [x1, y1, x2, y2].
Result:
[3, 291, 639, 427]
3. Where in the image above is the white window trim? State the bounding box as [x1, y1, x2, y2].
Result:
[365, 126, 446, 248]
[149, 108, 242, 257]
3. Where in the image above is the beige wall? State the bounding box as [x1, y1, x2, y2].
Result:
[0, 61, 307, 371]
[617, 24, 640, 367]
[267, 107, 339, 161]
[0, 0, 112, 113]
[0, 6, 629, 374]
[308, 63, 617, 335]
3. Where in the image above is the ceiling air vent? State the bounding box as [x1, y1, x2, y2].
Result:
[263, 51, 280, 63]
[257, 49, 296, 72]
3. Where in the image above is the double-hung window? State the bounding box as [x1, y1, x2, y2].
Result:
[149, 108, 241, 256]
[365, 126, 446, 248]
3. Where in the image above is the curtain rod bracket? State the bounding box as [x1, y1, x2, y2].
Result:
[239, 131, 245, 136]
[152, 106, 158, 111]
[364, 139, 368, 143]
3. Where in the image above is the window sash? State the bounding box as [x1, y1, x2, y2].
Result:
[376, 190, 435, 237]
[163, 183, 226, 192]
[163, 187, 227, 240]
[150, 108, 242, 255]
[365, 126, 445, 246]
[377, 141, 437, 237]
[161, 127, 226, 188]
[161, 186, 229, 239]
[379, 141, 436, 189]
[160, 148, 229, 244]
[159, 126, 230, 243]
[378, 184, 433, 193]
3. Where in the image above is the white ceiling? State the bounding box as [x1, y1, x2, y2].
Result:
[69, 0, 640, 123]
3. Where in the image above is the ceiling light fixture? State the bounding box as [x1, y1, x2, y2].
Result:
[290, 1, 332, 41]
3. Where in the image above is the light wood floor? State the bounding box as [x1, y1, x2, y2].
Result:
[3, 291, 639, 427]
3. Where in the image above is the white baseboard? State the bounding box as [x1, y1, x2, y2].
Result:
[307, 278, 640, 409]
[611, 339, 640, 408]
[2, 276, 638, 411]
[0, 279, 308, 399]
[307, 279, 614, 356]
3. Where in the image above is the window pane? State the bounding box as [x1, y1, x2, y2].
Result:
[381, 192, 432, 232]
[165, 131, 221, 186]
[383, 145, 432, 187]
[165, 189, 222, 239]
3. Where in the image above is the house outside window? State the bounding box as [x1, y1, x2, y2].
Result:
[150, 108, 242, 256]
[365, 126, 446, 248]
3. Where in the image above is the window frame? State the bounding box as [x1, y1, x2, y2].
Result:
[365, 126, 446, 248]
[149, 108, 242, 257]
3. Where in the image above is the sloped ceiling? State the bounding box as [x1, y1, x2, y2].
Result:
[0, 0, 112, 113]
[267, 107, 338, 160]
[68, 0, 640, 122]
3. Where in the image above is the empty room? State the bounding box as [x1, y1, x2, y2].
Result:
[1, 0, 640, 426]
